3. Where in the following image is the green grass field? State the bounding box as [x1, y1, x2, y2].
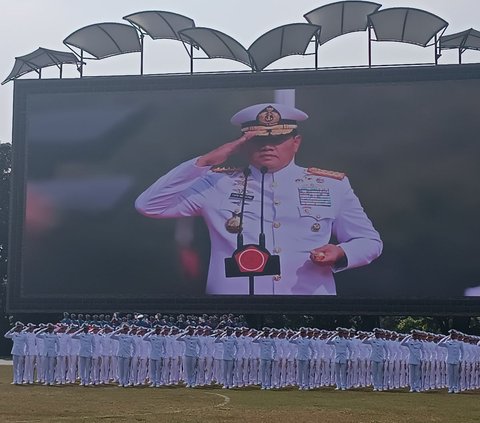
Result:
[1, 365, 480, 423]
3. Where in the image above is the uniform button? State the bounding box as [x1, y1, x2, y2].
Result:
[303, 207, 311, 215]
[273, 222, 281, 229]
[271, 182, 277, 188]
[273, 247, 282, 254]
[273, 275, 282, 282]
[274, 199, 281, 206]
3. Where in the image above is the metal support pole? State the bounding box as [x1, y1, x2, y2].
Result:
[434, 34, 438, 65]
[249, 276, 255, 296]
[60, 64, 63, 79]
[368, 25, 372, 68]
[190, 43, 194, 75]
[315, 34, 319, 70]
[80, 49, 84, 78]
[38, 68, 41, 79]
[140, 33, 144, 75]
[459, 48, 463, 64]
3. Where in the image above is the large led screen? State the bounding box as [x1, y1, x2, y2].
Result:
[8, 66, 480, 312]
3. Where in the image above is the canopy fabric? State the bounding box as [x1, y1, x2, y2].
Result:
[123, 10, 195, 41]
[2, 47, 80, 85]
[440, 28, 480, 51]
[248, 23, 321, 71]
[64, 23, 141, 59]
[304, 1, 381, 45]
[179, 27, 251, 67]
[369, 8, 448, 47]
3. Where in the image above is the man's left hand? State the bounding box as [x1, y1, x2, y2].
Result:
[310, 244, 345, 266]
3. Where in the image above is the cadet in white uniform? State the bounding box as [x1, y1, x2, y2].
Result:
[55, 325, 70, 384]
[176, 326, 202, 388]
[24, 324, 38, 384]
[253, 327, 277, 389]
[111, 325, 136, 387]
[215, 327, 238, 389]
[363, 329, 388, 391]
[290, 328, 314, 390]
[438, 330, 464, 393]
[136, 103, 382, 295]
[400, 331, 424, 393]
[143, 325, 166, 387]
[36, 324, 59, 385]
[4, 322, 27, 384]
[327, 328, 353, 390]
[72, 325, 94, 386]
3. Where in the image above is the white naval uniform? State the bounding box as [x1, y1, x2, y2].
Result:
[136, 158, 382, 295]
[4, 329, 27, 384]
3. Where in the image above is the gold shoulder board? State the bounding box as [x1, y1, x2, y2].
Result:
[307, 167, 346, 180]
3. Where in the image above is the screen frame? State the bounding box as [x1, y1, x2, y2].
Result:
[7, 63, 480, 314]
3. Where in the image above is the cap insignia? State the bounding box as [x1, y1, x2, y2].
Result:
[257, 106, 281, 127]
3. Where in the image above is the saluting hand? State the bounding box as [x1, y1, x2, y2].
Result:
[196, 131, 259, 167]
[310, 244, 345, 267]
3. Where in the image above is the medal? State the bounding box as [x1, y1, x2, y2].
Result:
[225, 212, 242, 233]
[311, 222, 321, 232]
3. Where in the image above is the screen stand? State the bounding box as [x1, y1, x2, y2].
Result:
[249, 276, 255, 296]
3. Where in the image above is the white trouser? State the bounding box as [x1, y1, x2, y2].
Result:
[149, 358, 163, 386]
[117, 356, 131, 386]
[78, 356, 92, 385]
[183, 355, 197, 386]
[44, 356, 56, 384]
[409, 363, 422, 391]
[24, 355, 36, 383]
[55, 355, 67, 383]
[297, 359, 309, 388]
[223, 359, 235, 388]
[447, 363, 460, 392]
[12, 355, 25, 384]
[371, 361, 384, 390]
[196, 357, 206, 386]
[101, 355, 111, 383]
[259, 359, 273, 388]
[334, 362, 347, 389]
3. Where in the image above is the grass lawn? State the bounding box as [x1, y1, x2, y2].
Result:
[1, 365, 479, 423]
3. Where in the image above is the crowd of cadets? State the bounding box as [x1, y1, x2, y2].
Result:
[4, 316, 480, 394]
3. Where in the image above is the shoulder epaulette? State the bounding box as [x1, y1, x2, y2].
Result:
[210, 166, 242, 175]
[307, 167, 346, 180]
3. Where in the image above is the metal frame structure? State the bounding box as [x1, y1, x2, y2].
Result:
[2, 48, 81, 85]
[123, 11, 196, 75]
[178, 27, 253, 73]
[9, 3, 480, 84]
[248, 23, 321, 72]
[63, 22, 142, 77]
[440, 28, 480, 64]
[367, 7, 448, 67]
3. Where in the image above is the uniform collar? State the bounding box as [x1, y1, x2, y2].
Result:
[249, 159, 299, 181]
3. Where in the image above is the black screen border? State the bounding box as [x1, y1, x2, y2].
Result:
[7, 63, 480, 314]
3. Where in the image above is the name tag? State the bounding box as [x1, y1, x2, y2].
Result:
[230, 192, 254, 201]
[298, 188, 331, 207]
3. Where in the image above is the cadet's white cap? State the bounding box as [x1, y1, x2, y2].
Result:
[231, 103, 308, 136]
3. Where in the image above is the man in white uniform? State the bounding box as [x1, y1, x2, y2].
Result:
[135, 103, 382, 295]
[438, 330, 464, 393]
[4, 322, 27, 384]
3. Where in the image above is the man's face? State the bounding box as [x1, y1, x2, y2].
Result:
[242, 134, 302, 173]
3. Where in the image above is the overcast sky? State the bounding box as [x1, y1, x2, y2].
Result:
[1, 0, 478, 143]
